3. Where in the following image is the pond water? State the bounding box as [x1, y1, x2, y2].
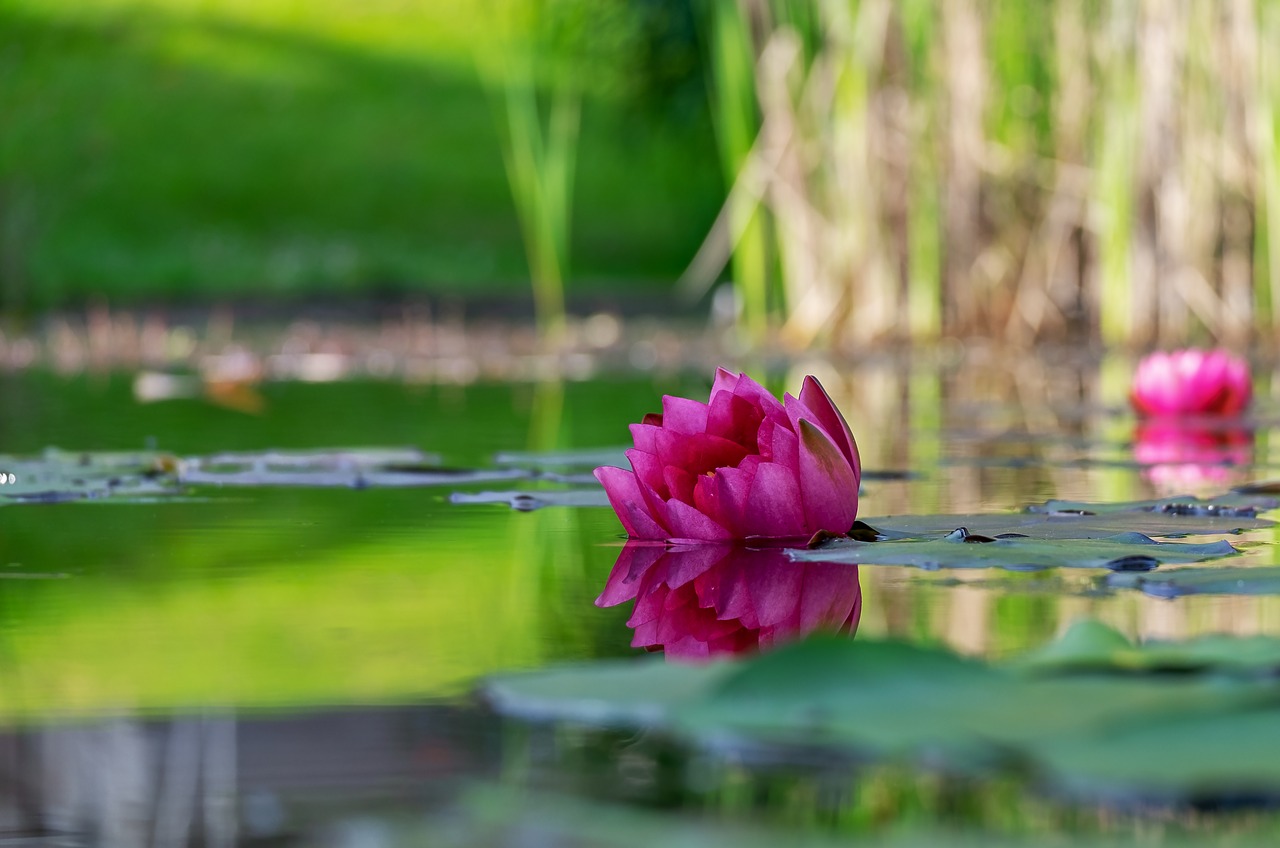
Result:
[1, 350, 1279, 844]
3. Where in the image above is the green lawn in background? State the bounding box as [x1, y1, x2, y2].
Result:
[0, 0, 723, 310]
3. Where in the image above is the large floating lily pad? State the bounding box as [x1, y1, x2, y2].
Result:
[791, 532, 1237, 573]
[0, 449, 183, 505]
[865, 508, 1272, 539]
[482, 630, 1280, 804]
[179, 447, 531, 488]
[0, 447, 546, 498]
[1106, 566, 1280, 599]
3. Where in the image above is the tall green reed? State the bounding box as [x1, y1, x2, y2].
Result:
[497, 66, 579, 343]
[692, 0, 773, 340]
[483, 1, 582, 344]
[697, 0, 1280, 349]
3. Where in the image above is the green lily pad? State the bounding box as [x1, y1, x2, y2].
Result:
[483, 657, 734, 726]
[865, 509, 1272, 538]
[483, 633, 1280, 803]
[495, 447, 629, 469]
[448, 489, 611, 510]
[1037, 707, 1280, 803]
[1027, 494, 1277, 518]
[1016, 620, 1280, 675]
[1106, 566, 1280, 598]
[0, 449, 183, 504]
[179, 448, 531, 487]
[790, 532, 1237, 572]
[194, 447, 440, 469]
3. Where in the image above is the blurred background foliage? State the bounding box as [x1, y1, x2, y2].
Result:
[3, 0, 1280, 349]
[0, 0, 721, 310]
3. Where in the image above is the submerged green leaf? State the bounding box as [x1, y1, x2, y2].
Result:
[791, 533, 1237, 572]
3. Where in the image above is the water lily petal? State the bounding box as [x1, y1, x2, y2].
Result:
[769, 419, 800, 471]
[711, 367, 740, 397]
[742, 461, 806, 537]
[654, 429, 748, 476]
[711, 458, 759, 537]
[796, 419, 859, 534]
[692, 472, 729, 530]
[625, 448, 666, 495]
[625, 449, 676, 530]
[731, 371, 786, 419]
[594, 466, 667, 540]
[661, 395, 710, 435]
[663, 465, 697, 506]
[665, 497, 733, 541]
[799, 376, 861, 473]
[629, 422, 662, 454]
[707, 388, 765, 450]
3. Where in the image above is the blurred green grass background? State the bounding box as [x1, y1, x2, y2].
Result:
[0, 0, 723, 309]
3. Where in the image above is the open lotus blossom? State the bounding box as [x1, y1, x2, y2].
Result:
[594, 370, 861, 541]
[1130, 349, 1252, 417]
[597, 542, 861, 659]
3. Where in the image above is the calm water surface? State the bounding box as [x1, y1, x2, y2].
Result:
[0, 355, 1278, 840]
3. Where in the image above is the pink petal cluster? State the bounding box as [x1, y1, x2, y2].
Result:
[597, 543, 862, 659]
[1130, 349, 1252, 417]
[594, 370, 861, 541]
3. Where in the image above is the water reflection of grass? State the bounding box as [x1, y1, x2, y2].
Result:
[0, 374, 659, 718]
[0, 491, 627, 718]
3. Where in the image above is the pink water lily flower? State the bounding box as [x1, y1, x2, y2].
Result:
[597, 542, 862, 660]
[595, 370, 861, 541]
[1130, 349, 1252, 417]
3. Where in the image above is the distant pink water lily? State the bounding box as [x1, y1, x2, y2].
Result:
[594, 370, 861, 541]
[597, 542, 862, 660]
[1130, 349, 1252, 417]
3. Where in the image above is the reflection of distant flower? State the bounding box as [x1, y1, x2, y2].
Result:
[1130, 349, 1251, 417]
[1133, 421, 1253, 492]
[596, 542, 861, 660]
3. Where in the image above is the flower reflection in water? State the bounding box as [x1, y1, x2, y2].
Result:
[596, 542, 861, 660]
[1133, 420, 1253, 494]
